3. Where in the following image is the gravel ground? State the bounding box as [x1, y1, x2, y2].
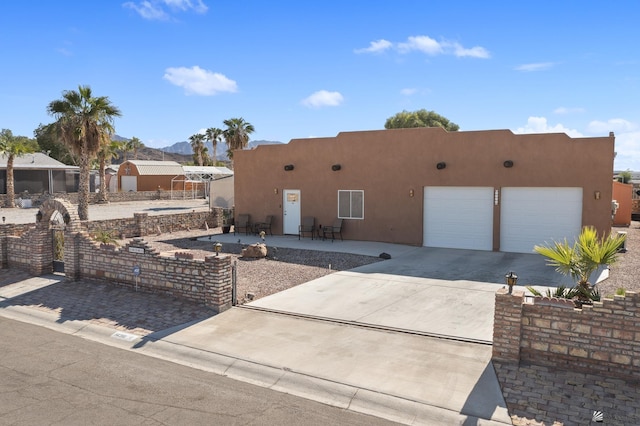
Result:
[122, 222, 639, 305]
[123, 229, 382, 304]
[594, 221, 639, 297]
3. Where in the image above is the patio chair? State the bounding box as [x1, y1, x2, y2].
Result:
[322, 218, 343, 242]
[254, 215, 273, 236]
[298, 216, 315, 240]
[234, 214, 251, 235]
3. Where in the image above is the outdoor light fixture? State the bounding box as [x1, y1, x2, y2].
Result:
[214, 242, 222, 256]
[505, 271, 518, 294]
[2, 217, 5, 223]
[284, 164, 294, 171]
[36, 211, 43, 222]
[274, 188, 278, 194]
[503, 160, 514, 168]
[594, 191, 601, 200]
[331, 164, 341, 171]
[436, 162, 446, 170]
[409, 189, 414, 197]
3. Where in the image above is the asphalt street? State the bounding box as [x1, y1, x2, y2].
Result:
[0, 316, 399, 426]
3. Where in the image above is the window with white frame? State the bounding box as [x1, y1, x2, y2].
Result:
[338, 190, 364, 219]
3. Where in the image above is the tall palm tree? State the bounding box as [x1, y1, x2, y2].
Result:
[0, 129, 35, 208]
[189, 133, 206, 166]
[95, 140, 124, 203]
[205, 127, 223, 165]
[47, 85, 122, 220]
[223, 117, 254, 167]
[127, 136, 144, 160]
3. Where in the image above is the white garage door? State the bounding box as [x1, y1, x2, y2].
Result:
[423, 187, 494, 251]
[500, 187, 582, 253]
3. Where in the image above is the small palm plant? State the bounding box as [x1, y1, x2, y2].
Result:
[534, 226, 625, 305]
[92, 229, 119, 247]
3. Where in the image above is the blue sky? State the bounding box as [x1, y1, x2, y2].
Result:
[1, 1, 639, 170]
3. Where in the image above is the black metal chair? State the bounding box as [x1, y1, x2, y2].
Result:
[234, 214, 251, 235]
[298, 216, 315, 240]
[322, 218, 343, 242]
[254, 215, 273, 236]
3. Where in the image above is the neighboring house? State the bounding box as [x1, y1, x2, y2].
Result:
[612, 180, 632, 227]
[116, 160, 185, 192]
[0, 152, 79, 195]
[234, 128, 615, 253]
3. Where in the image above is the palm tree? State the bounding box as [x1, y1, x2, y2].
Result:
[47, 85, 122, 220]
[205, 127, 223, 165]
[127, 136, 144, 160]
[189, 133, 206, 166]
[223, 117, 254, 167]
[95, 140, 124, 203]
[534, 226, 626, 303]
[0, 129, 35, 208]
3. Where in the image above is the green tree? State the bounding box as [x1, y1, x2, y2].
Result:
[534, 226, 626, 303]
[127, 136, 144, 160]
[47, 85, 122, 220]
[189, 133, 206, 166]
[205, 127, 223, 165]
[384, 109, 459, 131]
[0, 129, 36, 207]
[34, 123, 78, 165]
[617, 170, 632, 184]
[223, 117, 254, 166]
[95, 140, 124, 203]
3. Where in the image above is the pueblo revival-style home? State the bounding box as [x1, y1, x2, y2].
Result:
[233, 127, 615, 253]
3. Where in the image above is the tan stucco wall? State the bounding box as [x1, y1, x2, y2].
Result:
[234, 128, 615, 249]
[612, 180, 632, 227]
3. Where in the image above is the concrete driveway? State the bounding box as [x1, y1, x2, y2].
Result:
[248, 245, 572, 343]
[163, 239, 572, 424]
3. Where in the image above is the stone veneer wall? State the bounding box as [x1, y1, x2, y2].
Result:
[75, 236, 232, 312]
[0, 189, 206, 207]
[493, 289, 640, 381]
[86, 209, 224, 238]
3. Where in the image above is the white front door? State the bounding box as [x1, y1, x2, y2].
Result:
[283, 189, 301, 235]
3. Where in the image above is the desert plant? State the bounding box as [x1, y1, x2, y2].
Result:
[92, 229, 119, 246]
[527, 284, 577, 299]
[534, 226, 625, 304]
[615, 287, 626, 296]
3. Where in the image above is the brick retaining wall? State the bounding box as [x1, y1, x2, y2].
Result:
[493, 288, 640, 381]
[76, 237, 232, 312]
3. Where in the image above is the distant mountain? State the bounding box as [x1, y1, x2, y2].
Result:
[111, 136, 283, 163]
[161, 139, 284, 160]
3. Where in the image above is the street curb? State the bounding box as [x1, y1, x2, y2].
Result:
[0, 304, 511, 425]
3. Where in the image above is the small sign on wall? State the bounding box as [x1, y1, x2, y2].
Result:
[128, 247, 145, 254]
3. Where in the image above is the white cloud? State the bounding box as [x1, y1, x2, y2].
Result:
[354, 39, 392, 54]
[398, 35, 443, 55]
[301, 90, 344, 108]
[554, 107, 585, 115]
[514, 62, 554, 72]
[449, 42, 490, 59]
[357, 35, 489, 59]
[163, 66, 237, 95]
[400, 88, 417, 96]
[613, 131, 640, 171]
[587, 118, 637, 134]
[124, 0, 207, 20]
[513, 116, 584, 138]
